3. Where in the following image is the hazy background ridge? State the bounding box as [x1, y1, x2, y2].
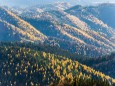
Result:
[0, 0, 115, 7]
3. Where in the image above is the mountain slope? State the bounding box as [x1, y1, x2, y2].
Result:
[78, 52, 115, 78]
[1, 4, 115, 57]
[0, 43, 114, 86]
[20, 7, 115, 57]
[65, 5, 115, 37]
[0, 7, 47, 42]
[85, 3, 115, 29]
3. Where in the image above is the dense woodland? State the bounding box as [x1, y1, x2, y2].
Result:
[0, 42, 115, 86]
[0, 42, 115, 78]
[79, 53, 115, 79]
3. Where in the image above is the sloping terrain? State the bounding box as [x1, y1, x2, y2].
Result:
[0, 3, 115, 86]
[0, 3, 115, 57]
[0, 43, 114, 86]
[19, 4, 115, 57]
[0, 42, 115, 80]
[0, 7, 47, 42]
[85, 3, 115, 29]
[65, 4, 115, 37]
[78, 52, 115, 79]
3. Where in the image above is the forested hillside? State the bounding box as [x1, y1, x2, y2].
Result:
[79, 53, 115, 79]
[0, 42, 115, 86]
[0, 7, 46, 42]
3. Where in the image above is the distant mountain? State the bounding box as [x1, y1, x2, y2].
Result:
[86, 3, 115, 29]
[0, 7, 47, 42]
[18, 4, 115, 57]
[66, 4, 115, 37]
[0, 3, 115, 57]
[37, 2, 71, 11]
[66, 4, 115, 44]
[9, 2, 71, 17]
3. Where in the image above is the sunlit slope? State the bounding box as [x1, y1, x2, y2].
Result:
[19, 5, 115, 56]
[66, 5, 115, 39]
[0, 7, 47, 42]
[1, 4, 115, 57]
[0, 44, 114, 86]
[23, 12, 115, 56]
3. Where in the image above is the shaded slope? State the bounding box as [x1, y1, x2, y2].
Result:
[86, 3, 115, 29]
[79, 52, 115, 78]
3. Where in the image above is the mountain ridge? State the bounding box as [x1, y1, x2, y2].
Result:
[0, 7, 47, 43]
[0, 4, 115, 57]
